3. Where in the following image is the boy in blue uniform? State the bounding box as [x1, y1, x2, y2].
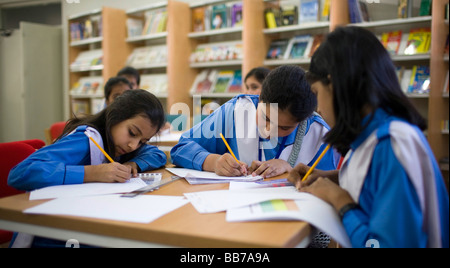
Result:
[171, 65, 339, 178]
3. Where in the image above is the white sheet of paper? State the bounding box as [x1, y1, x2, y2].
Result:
[226, 194, 352, 248]
[183, 186, 304, 213]
[24, 194, 188, 224]
[29, 178, 148, 200]
[166, 168, 262, 183]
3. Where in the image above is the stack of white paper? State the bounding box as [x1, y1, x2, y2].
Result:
[24, 194, 188, 224]
[184, 183, 352, 248]
[166, 167, 263, 184]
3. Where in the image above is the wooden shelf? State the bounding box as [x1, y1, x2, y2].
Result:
[263, 21, 329, 34]
[70, 36, 103, 47]
[126, 32, 168, 43]
[188, 26, 243, 38]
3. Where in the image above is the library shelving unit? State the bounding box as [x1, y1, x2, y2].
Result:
[125, 1, 169, 111]
[68, 7, 129, 116]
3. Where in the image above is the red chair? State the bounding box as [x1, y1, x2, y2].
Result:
[0, 139, 45, 245]
[45, 121, 66, 145]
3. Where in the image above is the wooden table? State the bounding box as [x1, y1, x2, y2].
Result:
[0, 168, 312, 248]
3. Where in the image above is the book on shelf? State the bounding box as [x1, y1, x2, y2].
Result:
[190, 41, 243, 63]
[211, 4, 228, 29]
[266, 39, 289, 59]
[191, 69, 218, 94]
[398, 0, 413, 19]
[443, 72, 449, 95]
[71, 76, 103, 96]
[140, 74, 168, 96]
[264, 6, 282, 29]
[91, 98, 105, 115]
[299, 0, 319, 24]
[141, 8, 168, 36]
[126, 45, 168, 67]
[70, 49, 103, 70]
[396, 66, 412, 94]
[227, 70, 242, 93]
[287, 35, 313, 59]
[403, 28, 431, 55]
[192, 6, 206, 32]
[408, 65, 430, 94]
[71, 99, 90, 117]
[381, 31, 403, 56]
[231, 2, 243, 27]
[70, 15, 102, 42]
[126, 18, 144, 38]
[348, 0, 370, 23]
[281, 4, 298, 26]
[419, 0, 431, 16]
[213, 70, 235, 93]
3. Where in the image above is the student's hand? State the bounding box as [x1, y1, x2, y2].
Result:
[215, 153, 248, 177]
[297, 176, 354, 211]
[287, 163, 336, 190]
[249, 159, 292, 179]
[84, 163, 132, 183]
[123, 161, 139, 177]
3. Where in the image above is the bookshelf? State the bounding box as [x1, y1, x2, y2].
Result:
[68, 7, 129, 116]
[125, 1, 169, 110]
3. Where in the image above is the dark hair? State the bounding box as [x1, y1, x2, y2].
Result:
[307, 26, 426, 154]
[61, 90, 165, 161]
[260, 65, 317, 122]
[117, 66, 141, 86]
[245, 67, 271, 84]
[104, 76, 132, 100]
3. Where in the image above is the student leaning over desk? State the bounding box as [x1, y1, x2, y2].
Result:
[288, 27, 449, 248]
[8, 89, 167, 191]
[171, 65, 340, 179]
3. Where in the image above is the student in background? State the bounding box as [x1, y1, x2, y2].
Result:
[9, 89, 167, 191]
[104, 76, 132, 106]
[244, 67, 270, 95]
[117, 66, 140, 89]
[171, 65, 339, 178]
[288, 27, 449, 248]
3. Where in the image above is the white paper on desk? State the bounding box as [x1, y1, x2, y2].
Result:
[166, 168, 263, 184]
[29, 178, 147, 200]
[184, 186, 303, 213]
[226, 193, 352, 248]
[24, 194, 188, 224]
[149, 132, 182, 143]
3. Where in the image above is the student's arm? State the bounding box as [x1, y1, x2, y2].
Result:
[7, 132, 91, 191]
[127, 144, 167, 172]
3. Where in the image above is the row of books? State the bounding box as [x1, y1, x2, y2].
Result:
[190, 69, 242, 94]
[70, 49, 103, 71]
[349, 0, 431, 23]
[126, 8, 168, 38]
[72, 98, 105, 117]
[126, 45, 168, 68]
[381, 28, 431, 56]
[70, 16, 102, 42]
[192, 1, 243, 32]
[266, 35, 322, 60]
[397, 65, 430, 95]
[190, 41, 243, 63]
[71, 76, 104, 96]
[140, 74, 168, 96]
[264, 0, 330, 29]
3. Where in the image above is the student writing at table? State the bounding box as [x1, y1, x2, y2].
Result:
[8, 90, 167, 191]
[171, 65, 340, 178]
[288, 27, 449, 248]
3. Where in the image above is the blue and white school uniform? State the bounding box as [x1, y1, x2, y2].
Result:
[8, 125, 167, 191]
[339, 108, 449, 248]
[171, 94, 339, 171]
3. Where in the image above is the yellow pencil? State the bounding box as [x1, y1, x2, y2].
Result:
[219, 133, 240, 164]
[84, 132, 115, 163]
[301, 144, 331, 182]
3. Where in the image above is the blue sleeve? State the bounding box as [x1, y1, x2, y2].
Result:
[130, 144, 167, 171]
[8, 131, 90, 191]
[342, 138, 427, 248]
[170, 103, 234, 170]
[309, 143, 338, 171]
